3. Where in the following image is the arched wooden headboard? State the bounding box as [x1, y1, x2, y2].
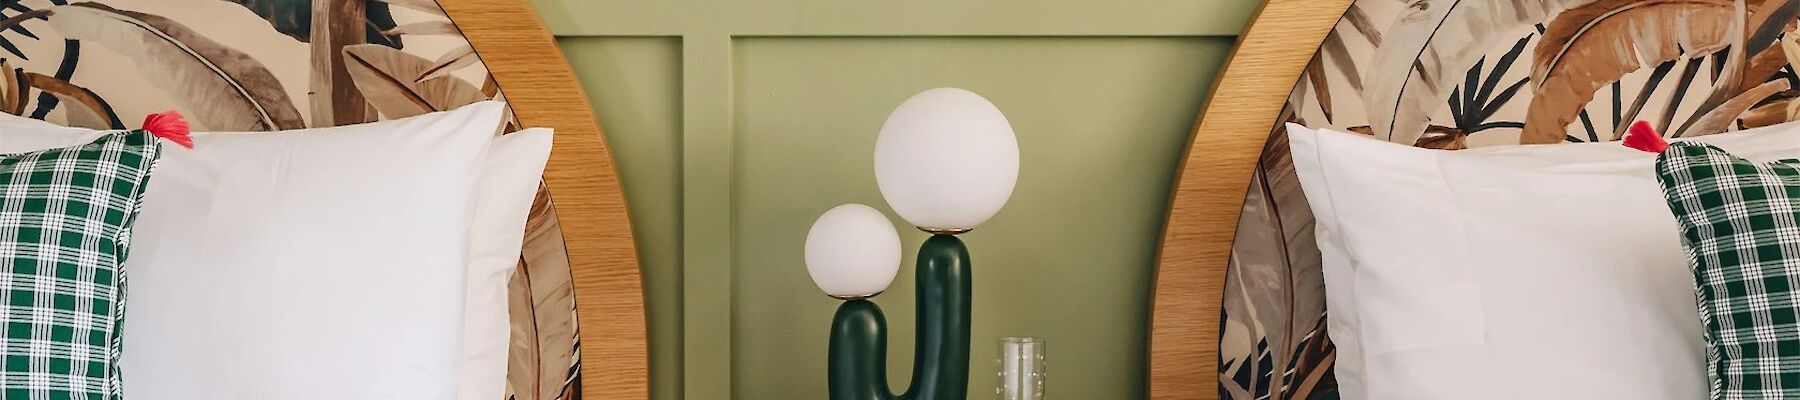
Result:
[1153, 0, 1800, 398]
[445, 1, 648, 398]
[0, 0, 646, 398]
[1150, 2, 1350, 399]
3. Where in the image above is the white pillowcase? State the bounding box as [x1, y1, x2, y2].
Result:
[461, 128, 553, 400]
[1, 102, 520, 398]
[125, 101, 504, 399]
[1288, 123, 1800, 400]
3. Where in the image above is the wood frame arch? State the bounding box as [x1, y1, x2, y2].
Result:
[441, 1, 649, 398]
[1149, 1, 1353, 399]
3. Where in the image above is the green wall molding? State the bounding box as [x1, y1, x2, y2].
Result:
[539, 1, 1257, 398]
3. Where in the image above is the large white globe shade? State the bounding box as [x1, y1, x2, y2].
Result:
[804, 204, 903, 299]
[874, 87, 1020, 232]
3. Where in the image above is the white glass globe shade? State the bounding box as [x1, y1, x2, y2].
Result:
[804, 203, 903, 299]
[874, 87, 1020, 232]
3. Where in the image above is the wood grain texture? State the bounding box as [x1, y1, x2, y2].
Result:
[438, 0, 649, 398]
[1149, 1, 1350, 399]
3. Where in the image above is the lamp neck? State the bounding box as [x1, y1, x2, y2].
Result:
[917, 227, 973, 235]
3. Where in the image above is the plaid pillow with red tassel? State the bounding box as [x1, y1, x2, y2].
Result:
[1636, 120, 1800, 399]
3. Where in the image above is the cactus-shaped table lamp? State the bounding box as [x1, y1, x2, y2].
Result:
[804, 88, 1019, 400]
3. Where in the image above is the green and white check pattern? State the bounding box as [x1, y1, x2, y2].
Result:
[0, 131, 157, 400]
[1659, 142, 1800, 400]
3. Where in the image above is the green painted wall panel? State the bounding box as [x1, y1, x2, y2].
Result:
[730, 37, 1229, 399]
[558, 37, 687, 400]
[537, 0, 1251, 398]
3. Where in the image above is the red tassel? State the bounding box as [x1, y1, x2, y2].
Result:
[1621, 120, 1668, 153]
[141, 110, 192, 149]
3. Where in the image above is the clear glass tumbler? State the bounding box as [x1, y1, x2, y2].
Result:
[997, 337, 1045, 400]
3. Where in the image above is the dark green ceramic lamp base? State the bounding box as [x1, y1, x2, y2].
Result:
[828, 234, 972, 400]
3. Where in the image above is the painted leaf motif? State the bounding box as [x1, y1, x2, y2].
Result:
[0, 9, 51, 62]
[220, 0, 402, 48]
[386, 20, 458, 36]
[1221, 120, 1327, 400]
[1305, 55, 1333, 123]
[1342, 3, 1383, 46]
[24, 72, 118, 129]
[1363, 0, 1597, 145]
[7, 69, 24, 117]
[374, 0, 447, 17]
[1282, 314, 1337, 399]
[1686, 78, 1790, 135]
[1219, 266, 1265, 400]
[342, 43, 485, 119]
[1785, 31, 1800, 120]
[1414, 125, 1469, 149]
[1675, 0, 1798, 135]
[47, 2, 305, 131]
[1745, 0, 1799, 59]
[1218, 337, 1268, 400]
[1320, 33, 1363, 93]
[0, 59, 22, 116]
[508, 187, 581, 400]
[418, 45, 479, 83]
[1523, 0, 1743, 143]
[1740, 95, 1793, 128]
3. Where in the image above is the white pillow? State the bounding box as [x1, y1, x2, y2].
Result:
[1287, 123, 1800, 399]
[461, 128, 553, 400]
[127, 101, 505, 399]
[0, 101, 507, 399]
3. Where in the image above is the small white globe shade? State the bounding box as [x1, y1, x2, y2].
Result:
[874, 87, 1020, 232]
[804, 204, 903, 299]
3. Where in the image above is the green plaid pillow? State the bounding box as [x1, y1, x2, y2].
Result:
[1657, 142, 1800, 399]
[0, 130, 159, 399]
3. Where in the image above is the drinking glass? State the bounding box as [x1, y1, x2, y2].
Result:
[996, 337, 1044, 400]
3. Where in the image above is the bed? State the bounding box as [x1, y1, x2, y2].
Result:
[1149, 0, 1800, 398]
[0, 0, 645, 398]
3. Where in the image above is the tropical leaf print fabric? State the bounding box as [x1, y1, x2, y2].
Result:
[1225, 0, 1800, 398]
[0, 130, 159, 400]
[1657, 142, 1800, 399]
[0, 1, 578, 399]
